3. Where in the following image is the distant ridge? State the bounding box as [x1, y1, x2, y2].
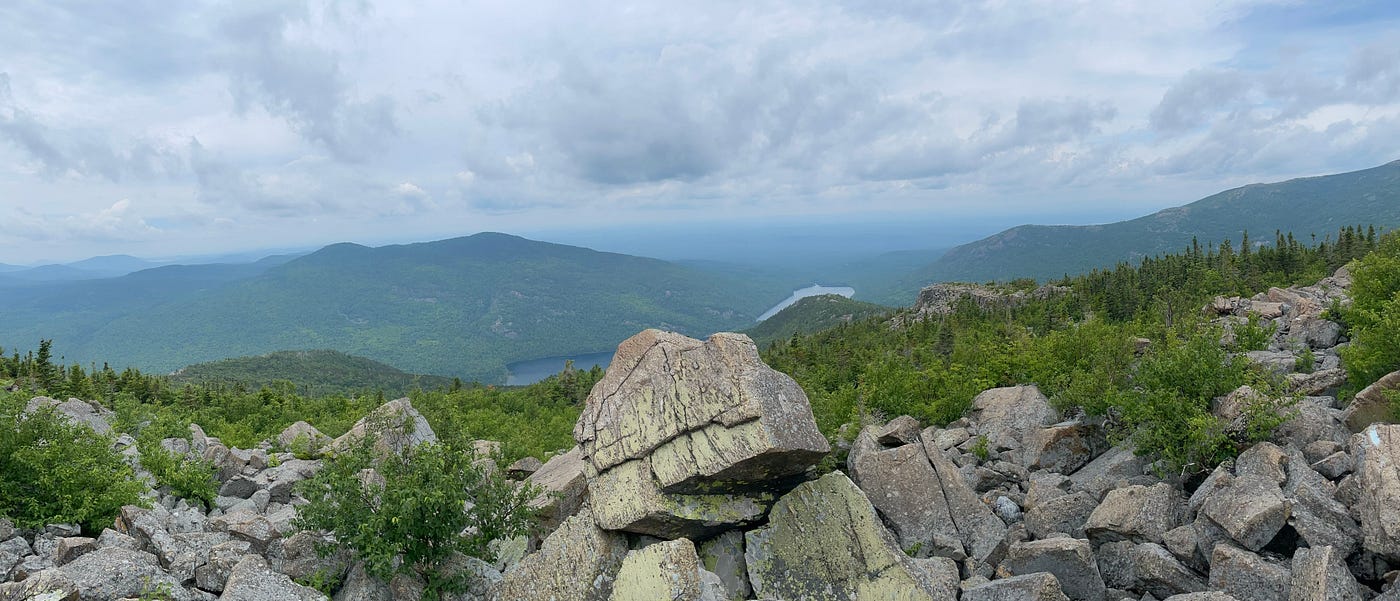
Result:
[898, 160, 1400, 298]
[170, 349, 454, 396]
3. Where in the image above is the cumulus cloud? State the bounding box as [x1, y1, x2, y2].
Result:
[5, 199, 160, 244]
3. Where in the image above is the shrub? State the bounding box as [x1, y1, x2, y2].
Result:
[0, 398, 146, 532]
[1340, 232, 1400, 393]
[136, 431, 217, 509]
[294, 428, 539, 600]
[1230, 312, 1275, 352]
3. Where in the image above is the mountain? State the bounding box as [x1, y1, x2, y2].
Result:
[2, 233, 787, 382]
[65, 254, 164, 277]
[169, 349, 455, 396]
[899, 160, 1400, 298]
[745, 294, 891, 347]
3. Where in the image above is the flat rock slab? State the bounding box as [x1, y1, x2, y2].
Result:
[963, 573, 1071, 601]
[745, 471, 941, 601]
[609, 538, 718, 601]
[493, 506, 629, 601]
[1351, 424, 1400, 560]
[998, 538, 1105, 601]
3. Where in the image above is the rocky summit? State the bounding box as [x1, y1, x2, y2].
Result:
[8, 270, 1400, 601]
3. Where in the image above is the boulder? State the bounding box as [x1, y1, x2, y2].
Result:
[51, 537, 95, 566]
[24, 397, 113, 435]
[1199, 473, 1291, 552]
[877, 415, 923, 446]
[330, 398, 436, 456]
[1343, 371, 1400, 432]
[968, 386, 1059, 463]
[698, 530, 750, 600]
[1243, 351, 1297, 377]
[209, 512, 279, 554]
[848, 426, 1007, 563]
[1069, 446, 1150, 500]
[963, 573, 1071, 601]
[1351, 424, 1400, 560]
[608, 538, 718, 601]
[573, 330, 828, 538]
[220, 555, 327, 601]
[1096, 541, 1206, 600]
[1289, 545, 1361, 601]
[1083, 483, 1183, 545]
[1272, 397, 1350, 450]
[911, 557, 960, 600]
[493, 506, 628, 601]
[0, 569, 79, 600]
[276, 421, 331, 456]
[332, 562, 390, 601]
[744, 472, 942, 601]
[1287, 369, 1348, 397]
[998, 538, 1106, 601]
[1025, 491, 1099, 540]
[506, 456, 543, 479]
[1282, 449, 1361, 557]
[1207, 545, 1290, 601]
[1025, 420, 1104, 474]
[193, 540, 252, 593]
[57, 547, 194, 601]
[525, 447, 588, 533]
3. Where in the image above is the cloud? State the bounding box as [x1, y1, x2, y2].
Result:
[5, 199, 160, 244]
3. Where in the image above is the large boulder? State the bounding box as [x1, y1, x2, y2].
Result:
[24, 397, 113, 435]
[524, 446, 589, 534]
[1068, 445, 1150, 500]
[330, 398, 436, 455]
[608, 538, 725, 601]
[1351, 424, 1400, 560]
[1198, 472, 1291, 552]
[997, 538, 1105, 601]
[492, 506, 629, 601]
[573, 330, 828, 538]
[1343, 371, 1400, 432]
[847, 425, 1007, 564]
[220, 555, 327, 601]
[963, 573, 1071, 601]
[1083, 483, 1183, 545]
[1095, 541, 1206, 599]
[744, 472, 943, 601]
[968, 386, 1059, 463]
[277, 421, 331, 456]
[57, 547, 194, 601]
[1208, 545, 1291, 601]
[1289, 545, 1362, 601]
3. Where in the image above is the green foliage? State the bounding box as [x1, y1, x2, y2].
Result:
[134, 420, 217, 508]
[971, 435, 989, 462]
[1295, 346, 1316, 374]
[0, 394, 146, 532]
[1230, 313, 1275, 352]
[294, 429, 539, 600]
[746, 295, 892, 348]
[170, 350, 455, 398]
[1340, 231, 1400, 394]
[295, 567, 344, 596]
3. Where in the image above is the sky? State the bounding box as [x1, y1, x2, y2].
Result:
[1, 1, 1398, 264]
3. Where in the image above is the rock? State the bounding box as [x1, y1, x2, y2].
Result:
[1069, 446, 1150, 501]
[698, 530, 750, 601]
[51, 537, 96, 566]
[332, 562, 389, 601]
[1207, 545, 1290, 601]
[1026, 420, 1104, 474]
[525, 446, 589, 533]
[57, 547, 193, 601]
[1026, 491, 1099, 540]
[1272, 397, 1350, 450]
[998, 538, 1106, 601]
[575, 330, 829, 491]
[1287, 369, 1348, 397]
[1243, 351, 1297, 377]
[0, 518, 12, 541]
[969, 386, 1059, 463]
[276, 421, 331, 456]
[878, 415, 923, 446]
[493, 506, 628, 601]
[1096, 541, 1206, 600]
[848, 426, 1007, 563]
[911, 557, 960, 601]
[588, 457, 772, 538]
[1310, 452, 1352, 480]
[1199, 474, 1291, 552]
[1342, 370, 1400, 432]
[995, 496, 1024, 524]
[1290, 318, 1343, 350]
[1084, 483, 1183, 545]
[1351, 425, 1400, 560]
[220, 555, 327, 601]
[24, 397, 113, 435]
[1289, 545, 1361, 601]
[272, 531, 350, 583]
[193, 540, 252, 593]
[963, 573, 1072, 601]
[218, 475, 259, 500]
[744, 472, 942, 601]
[96, 528, 140, 551]
[0, 569, 79, 600]
[209, 512, 279, 554]
[608, 538, 710, 601]
[330, 398, 437, 456]
[1164, 594, 1241, 601]
[505, 456, 543, 479]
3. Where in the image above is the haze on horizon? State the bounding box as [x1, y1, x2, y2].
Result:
[2, 1, 1398, 264]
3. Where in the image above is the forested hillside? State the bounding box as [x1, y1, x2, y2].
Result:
[1, 233, 789, 382]
[894, 160, 1400, 300]
[169, 350, 455, 397]
[745, 294, 891, 347]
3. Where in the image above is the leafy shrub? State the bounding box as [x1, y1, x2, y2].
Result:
[1340, 232, 1400, 393]
[1294, 346, 1316, 374]
[1230, 312, 1275, 352]
[136, 431, 217, 509]
[294, 426, 539, 600]
[0, 397, 146, 532]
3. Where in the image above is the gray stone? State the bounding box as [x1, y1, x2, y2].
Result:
[1096, 541, 1206, 600]
[0, 568, 79, 601]
[1026, 491, 1099, 540]
[220, 555, 327, 601]
[332, 562, 390, 601]
[1163, 595, 1241, 601]
[1342, 370, 1400, 432]
[878, 415, 923, 446]
[193, 540, 251, 593]
[51, 537, 95, 566]
[1207, 545, 1290, 601]
[218, 475, 260, 500]
[57, 547, 194, 601]
[1287, 369, 1348, 397]
[1199, 474, 1291, 551]
[1084, 483, 1183, 545]
[330, 397, 437, 456]
[744, 472, 942, 601]
[911, 557, 960, 601]
[525, 446, 588, 534]
[1310, 452, 1352, 480]
[698, 530, 750, 601]
[1283, 449, 1361, 556]
[272, 531, 350, 583]
[1352, 425, 1400, 560]
[608, 538, 708, 601]
[588, 457, 772, 538]
[1244, 350, 1297, 377]
[95, 528, 140, 551]
[209, 512, 279, 554]
[24, 397, 113, 435]
[1070, 446, 1149, 501]
[0, 518, 12, 541]
[493, 506, 629, 601]
[1272, 397, 1350, 450]
[963, 573, 1072, 601]
[998, 538, 1105, 601]
[1289, 545, 1361, 601]
[277, 421, 331, 456]
[505, 456, 543, 479]
[1026, 420, 1104, 474]
[969, 386, 1060, 463]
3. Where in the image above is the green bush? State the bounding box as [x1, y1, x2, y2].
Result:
[1340, 232, 1400, 393]
[136, 430, 217, 509]
[294, 429, 539, 600]
[1230, 312, 1275, 352]
[0, 397, 147, 532]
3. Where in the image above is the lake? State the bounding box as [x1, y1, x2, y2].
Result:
[505, 351, 615, 386]
[756, 284, 856, 321]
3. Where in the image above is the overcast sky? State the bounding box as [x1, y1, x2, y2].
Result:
[1, 1, 1397, 264]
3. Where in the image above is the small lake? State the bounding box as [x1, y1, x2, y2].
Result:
[757, 284, 856, 321]
[505, 351, 615, 386]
